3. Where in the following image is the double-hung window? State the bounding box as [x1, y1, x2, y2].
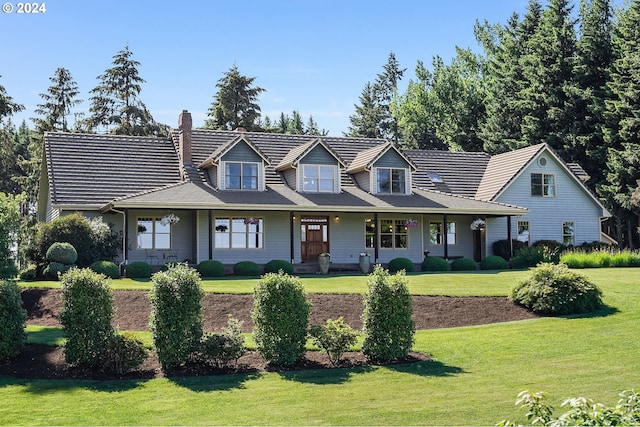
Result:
[225, 162, 258, 190]
[517, 220, 530, 245]
[214, 217, 263, 249]
[377, 168, 406, 194]
[303, 165, 335, 192]
[562, 221, 575, 246]
[531, 173, 555, 197]
[429, 221, 456, 245]
[379, 219, 408, 249]
[137, 217, 171, 249]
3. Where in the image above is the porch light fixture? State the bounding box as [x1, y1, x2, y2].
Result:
[160, 213, 180, 226]
[334, 215, 339, 221]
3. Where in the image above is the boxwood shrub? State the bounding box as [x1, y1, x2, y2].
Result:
[510, 263, 604, 315]
[492, 239, 527, 261]
[480, 255, 509, 270]
[0, 280, 27, 361]
[421, 256, 451, 272]
[90, 261, 120, 279]
[46, 242, 78, 264]
[43, 261, 75, 280]
[451, 258, 477, 271]
[197, 260, 225, 277]
[264, 259, 294, 275]
[234, 260, 260, 276]
[125, 261, 152, 279]
[387, 257, 414, 273]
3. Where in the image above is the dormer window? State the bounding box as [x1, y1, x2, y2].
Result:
[377, 168, 406, 194]
[303, 164, 336, 193]
[225, 162, 258, 190]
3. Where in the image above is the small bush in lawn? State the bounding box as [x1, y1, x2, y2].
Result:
[90, 261, 120, 279]
[362, 266, 414, 362]
[125, 261, 152, 279]
[252, 271, 311, 366]
[421, 256, 451, 272]
[198, 316, 246, 368]
[492, 239, 527, 261]
[59, 268, 115, 367]
[451, 258, 477, 271]
[19, 265, 37, 280]
[0, 280, 27, 361]
[234, 260, 260, 276]
[149, 263, 204, 370]
[510, 263, 603, 315]
[197, 260, 225, 277]
[387, 257, 414, 273]
[480, 255, 508, 270]
[43, 261, 75, 280]
[264, 259, 294, 275]
[309, 317, 358, 366]
[104, 331, 148, 375]
[46, 242, 78, 264]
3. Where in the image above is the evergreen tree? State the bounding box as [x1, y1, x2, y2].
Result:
[86, 46, 164, 136]
[205, 64, 265, 131]
[0, 80, 25, 196]
[286, 110, 305, 134]
[33, 67, 82, 133]
[0, 77, 24, 121]
[346, 81, 381, 138]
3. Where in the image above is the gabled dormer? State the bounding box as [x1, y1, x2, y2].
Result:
[346, 142, 417, 195]
[275, 138, 346, 193]
[198, 135, 270, 191]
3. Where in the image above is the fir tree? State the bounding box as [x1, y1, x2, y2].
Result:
[33, 67, 82, 133]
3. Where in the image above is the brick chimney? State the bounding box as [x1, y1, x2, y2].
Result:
[178, 110, 192, 165]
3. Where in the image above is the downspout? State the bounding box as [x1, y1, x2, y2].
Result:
[110, 207, 128, 275]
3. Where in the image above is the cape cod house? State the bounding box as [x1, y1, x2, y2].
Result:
[38, 110, 610, 272]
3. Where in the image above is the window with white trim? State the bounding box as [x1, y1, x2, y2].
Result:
[302, 164, 336, 193]
[365, 218, 375, 249]
[562, 221, 575, 246]
[429, 221, 456, 245]
[379, 219, 408, 249]
[517, 220, 530, 245]
[214, 217, 264, 249]
[377, 168, 406, 194]
[225, 162, 258, 190]
[531, 173, 555, 197]
[137, 217, 171, 249]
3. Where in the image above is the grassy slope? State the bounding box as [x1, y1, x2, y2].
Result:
[3, 268, 639, 425]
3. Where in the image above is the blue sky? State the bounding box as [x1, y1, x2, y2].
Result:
[2, 0, 534, 136]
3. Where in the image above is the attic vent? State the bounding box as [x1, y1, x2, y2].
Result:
[428, 173, 444, 183]
[538, 157, 548, 167]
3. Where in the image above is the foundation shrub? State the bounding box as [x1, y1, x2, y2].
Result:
[252, 271, 311, 366]
[264, 259, 294, 275]
[510, 263, 604, 315]
[90, 261, 120, 279]
[309, 317, 358, 366]
[59, 268, 115, 367]
[387, 257, 414, 273]
[149, 264, 204, 370]
[510, 246, 546, 269]
[421, 256, 451, 272]
[104, 331, 148, 375]
[43, 261, 74, 280]
[480, 255, 509, 270]
[451, 258, 477, 271]
[197, 260, 225, 277]
[198, 316, 246, 368]
[492, 239, 527, 261]
[362, 266, 414, 362]
[125, 261, 152, 279]
[234, 260, 260, 276]
[0, 280, 27, 361]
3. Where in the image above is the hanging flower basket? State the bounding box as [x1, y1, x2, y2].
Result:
[405, 219, 419, 228]
[160, 214, 180, 226]
[244, 217, 260, 225]
[470, 218, 486, 230]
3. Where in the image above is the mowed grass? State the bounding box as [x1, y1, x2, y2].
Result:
[2, 268, 639, 425]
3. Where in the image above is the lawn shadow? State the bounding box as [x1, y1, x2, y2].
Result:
[277, 365, 374, 384]
[167, 372, 262, 392]
[385, 359, 465, 377]
[0, 375, 152, 394]
[559, 304, 619, 320]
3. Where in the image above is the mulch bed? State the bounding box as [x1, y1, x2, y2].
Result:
[0, 289, 538, 380]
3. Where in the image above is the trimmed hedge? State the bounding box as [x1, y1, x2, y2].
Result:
[90, 261, 120, 279]
[197, 260, 225, 277]
[492, 239, 527, 261]
[387, 257, 414, 273]
[125, 261, 152, 279]
[234, 260, 260, 276]
[421, 257, 451, 272]
[264, 259, 294, 275]
[43, 261, 75, 280]
[0, 280, 27, 361]
[46, 242, 78, 264]
[480, 255, 509, 270]
[451, 258, 477, 271]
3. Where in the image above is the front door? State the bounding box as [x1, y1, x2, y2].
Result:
[473, 229, 482, 262]
[301, 216, 329, 262]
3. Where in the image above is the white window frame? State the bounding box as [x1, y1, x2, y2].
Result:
[223, 161, 260, 190]
[531, 173, 556, 197]
[562, 221, 575, 246]
[376, 167, 408, 195]
[517, 220, 530, 245]
[302, 164, 337, 193]
[379, 219, 408, 249]
[214, 217, 264, 249]
[137, 217, 171, 249]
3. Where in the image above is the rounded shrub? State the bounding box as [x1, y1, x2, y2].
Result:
[234, 260, 260, 276]
[362, 266, 415, 362]
[309, 317, 358, 367]
[264, 259, 294, 275]
[387, 257, 414, 273]
[451, 258, 477, 271]
[510, 263, 604, 315]
[43, 261, 74, 280]
[19, 265, 37, 280]
[198, 316, 246, 368]
[59, 268, 115, 367]
[421, 256, 451, 272]
[125, 261, 152, 279]
[0, 280, 27, 361]
[149, 264, 204, 370]
[0, 260, 18, 279]
[45, 242, 78, 265]
[492, 239, 527, 261]
[480, 255, 509, 270]
[197, 260, 225, 277]
[252, 271, 311, 366]
[90, 261, 120, 279]
[104, 332, 148, 375]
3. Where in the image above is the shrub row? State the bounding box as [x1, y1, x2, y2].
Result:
[0, 280, 27, 361]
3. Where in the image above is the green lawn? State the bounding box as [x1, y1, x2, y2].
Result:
[3, 268, 639, 426]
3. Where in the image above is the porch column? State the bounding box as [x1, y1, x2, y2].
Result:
[208, 210, 213, 260]
[443, 214, 449, 260]
[123, 209, 129, 262]
[374, 212, 379, 263]
[289, 211, 295, 264]
[507, 216, 513, 259]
